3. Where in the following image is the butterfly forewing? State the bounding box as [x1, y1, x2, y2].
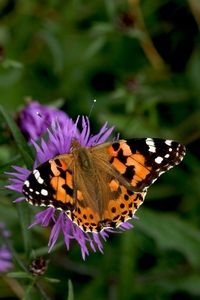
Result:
[23, 157, 75, 211]
[106, 138, 186, 192]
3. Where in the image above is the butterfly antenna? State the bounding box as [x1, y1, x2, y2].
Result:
[36, 111, 51, 129]
[36, 111, 42, 118]
[88, 99, 97, 118]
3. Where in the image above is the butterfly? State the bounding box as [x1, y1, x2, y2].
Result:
[22, 138, 186, 232]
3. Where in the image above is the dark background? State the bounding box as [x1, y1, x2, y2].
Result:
[0, 0, 200, 299]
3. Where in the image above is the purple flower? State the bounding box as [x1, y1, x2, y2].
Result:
[0, 247, 13, 273]
[16, 100, 72, 142]
[0, 223, 13, 273]
[7, 108, 134, 259]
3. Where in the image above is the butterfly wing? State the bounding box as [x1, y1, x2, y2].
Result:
[87, 138, 185, 231]
[23, 155, 75, 211]
[69, 172, 147, 232]
[105, 138, 186, 192]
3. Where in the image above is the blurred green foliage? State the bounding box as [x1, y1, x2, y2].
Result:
[0, 0, 200, 299]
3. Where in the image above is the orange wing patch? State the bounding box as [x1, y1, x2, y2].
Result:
[49, 160, 74, 207]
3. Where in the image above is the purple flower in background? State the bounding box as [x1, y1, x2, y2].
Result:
[0, 247, 13, 273]
[7, 103, 134, 259]
[0, 223, 13, 273]
[17, 100, 72, 142]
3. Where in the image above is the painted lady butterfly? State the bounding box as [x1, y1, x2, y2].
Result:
[22, 138, 185, 232]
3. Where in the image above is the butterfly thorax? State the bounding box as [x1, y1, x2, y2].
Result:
[71, 140, 93, 171]
[70, 140, 107, 215]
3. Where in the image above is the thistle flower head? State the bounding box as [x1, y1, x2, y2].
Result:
[7, 102, 133, 259]
[17, 100, 72, 142]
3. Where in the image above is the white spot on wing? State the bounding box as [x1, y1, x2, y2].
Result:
[41, 189, 48, 196]
[38, 177, 44, 184]
[24, 180, 30, 187]
[155, 156, 163, 164]
[146, 138, 156, 153]
[165, 140, 172, 146]
[33, 169, 44, 184]
[33, 169, 40, 178]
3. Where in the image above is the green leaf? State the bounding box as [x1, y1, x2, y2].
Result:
[17, 202, 32, 258]
[0, 106, 34, 168]
[67, 279, 74, 300]
[160, 273, 200, 296]
[7, 271, 32, 279]
[44, 277, 60, 283]
[137, 208, 200, 267]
